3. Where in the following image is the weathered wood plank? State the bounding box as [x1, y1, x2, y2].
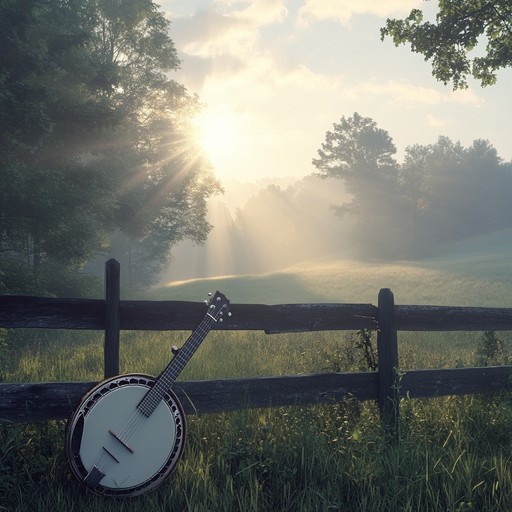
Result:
[0, 296, 377, 332]
[3, 296, 512, 333]
[0, 296, 105, 329]
[2, 366, 511, 423]
[401, 366, 512, 397]
[120, 301, 378, 333]
[0, 381, 97, 423]
[395, 305, 512, 331]
[174, 372, 378, 413]
[0, 372, 378, 423]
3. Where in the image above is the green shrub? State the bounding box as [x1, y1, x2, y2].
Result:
[476, 331, 508, 366]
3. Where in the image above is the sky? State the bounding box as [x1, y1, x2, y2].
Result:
[161, 0, 512, 184]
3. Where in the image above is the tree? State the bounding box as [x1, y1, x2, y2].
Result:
[312, 112, 398, 218]
[398, 136, 512, 254]
[87, 0, 222, 286]
[397, 143, 434, 256]
[431, 137, 512, 239]
[381, 1, 512, 89]
[313, 113, 512, 259]
[397, 136, 466, 253]
[0, 0, 221, 292]
[313, 113, 397, 185]
[312, 113, 402, 257]
[0, 0, 119, 272]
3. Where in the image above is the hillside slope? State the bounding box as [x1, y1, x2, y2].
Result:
[151, 229, 512, 307]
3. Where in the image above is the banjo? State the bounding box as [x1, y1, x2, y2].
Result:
[65, 291, 231, 497]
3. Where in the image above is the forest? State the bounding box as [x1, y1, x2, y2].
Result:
[1, 1, 512, 294]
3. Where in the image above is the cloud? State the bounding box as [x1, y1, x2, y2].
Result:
[170, 1, 287, 57]
[297, 0, 421, 27]
[231, 0, 288, 24]
[427, 114, 447, 128]
[357, 79, 483, 106]
[168, 1, 291, 95]
[170, 9, 253, 58]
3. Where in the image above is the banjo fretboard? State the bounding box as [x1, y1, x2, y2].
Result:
[137, 297, 227, 417]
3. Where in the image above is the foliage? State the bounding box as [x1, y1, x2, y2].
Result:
[0, 0, 116, 271]
[312, 112, 398, 199]
[398, 136, 512, 256]
[312, 112, 512, 259]
[476, 331, 509, 366]
[311, 113, 404, 258]
[354, 329, 378, 371]
[381, 1, 512, 89]
[0, 256, 102, 297]
[318, 329, 378, 373]
[0, 0, 220, 294]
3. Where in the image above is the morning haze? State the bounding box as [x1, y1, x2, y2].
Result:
[2, 0, 510, 298]
[157, 0, 512, 303]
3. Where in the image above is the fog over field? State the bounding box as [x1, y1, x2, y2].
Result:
[1, 0, 511, 300]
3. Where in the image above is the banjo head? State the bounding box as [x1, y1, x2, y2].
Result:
[65, 374, 186, 497]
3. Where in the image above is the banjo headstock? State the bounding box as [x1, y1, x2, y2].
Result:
[206, 291, 231, 323]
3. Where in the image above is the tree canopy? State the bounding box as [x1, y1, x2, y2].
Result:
[313, 112, 512, 259]
[312, 113, 397, 183]
[381, 0, 512, 89]
[312, 113, 402, 256]
[0, 0, 220, 293]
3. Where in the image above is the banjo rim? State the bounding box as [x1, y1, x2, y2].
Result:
[65, 373, 187, 498]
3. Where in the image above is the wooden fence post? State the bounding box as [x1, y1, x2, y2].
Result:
[377, 288, 399, 433]
[104, 258, 120, 378]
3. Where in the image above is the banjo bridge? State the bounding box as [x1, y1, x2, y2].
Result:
[109, 429, 135, 454]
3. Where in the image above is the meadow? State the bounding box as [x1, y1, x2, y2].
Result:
[1, 231, 512, 511]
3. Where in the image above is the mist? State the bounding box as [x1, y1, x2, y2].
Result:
[162, 134, 512, 285]
[1, 0, 511, 298]
[161, 176, 352, 282]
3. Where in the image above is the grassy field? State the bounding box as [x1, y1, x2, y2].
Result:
[1, 233, 512, 511]
[153, 228, 512, 307]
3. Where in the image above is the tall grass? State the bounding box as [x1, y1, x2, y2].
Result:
[2, 395, 512, 511]
[2, 251, 512, 511]
[2, 325, 512, 511]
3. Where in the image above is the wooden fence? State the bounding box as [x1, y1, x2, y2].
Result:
[1, 259, 512, 430]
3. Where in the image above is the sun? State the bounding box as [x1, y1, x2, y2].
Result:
[193, 107, 242, 181]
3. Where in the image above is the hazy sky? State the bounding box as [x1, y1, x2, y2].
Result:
[162, 0, 512, 183]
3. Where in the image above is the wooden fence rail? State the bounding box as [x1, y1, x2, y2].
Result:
[1, 259, 512, 427]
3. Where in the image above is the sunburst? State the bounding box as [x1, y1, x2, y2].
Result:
[193, 106, 242, 181]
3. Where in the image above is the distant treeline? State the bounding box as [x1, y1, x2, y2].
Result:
[165, 176, 351, 280]
[312, 113, 512, 260]
[166, 120, 512, 280]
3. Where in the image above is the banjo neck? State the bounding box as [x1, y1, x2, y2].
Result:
[137, 292, 230, 417]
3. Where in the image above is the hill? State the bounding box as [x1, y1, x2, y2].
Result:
[150, 229, 512, 307]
